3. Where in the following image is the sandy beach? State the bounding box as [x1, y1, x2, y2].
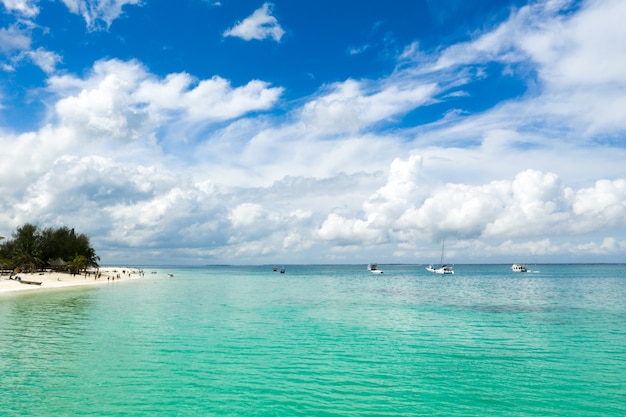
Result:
[0, 267, 145, 295]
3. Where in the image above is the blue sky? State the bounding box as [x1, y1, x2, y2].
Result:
[1, 0, 625, 265]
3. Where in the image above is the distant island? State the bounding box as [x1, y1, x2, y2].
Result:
[0, 223, 99, 275]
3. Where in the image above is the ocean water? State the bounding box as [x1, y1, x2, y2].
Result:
[1, 264, 625, 416]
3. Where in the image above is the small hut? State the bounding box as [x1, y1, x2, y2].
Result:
[50, 258, 67, 272]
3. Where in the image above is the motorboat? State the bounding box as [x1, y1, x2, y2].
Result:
[511, 263, 527, 272]
[368, 264, 383, 274]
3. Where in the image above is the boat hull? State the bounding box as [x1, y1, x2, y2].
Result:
[426, 266, 454, 274]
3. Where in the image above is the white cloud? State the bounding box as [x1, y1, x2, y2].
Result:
[53, 61, 150, 143]
[223, 2, 285, 42]
[401, 0, 626, 139]
[317, 214, 383, 245]
[135, 74, 283, 122]
[3, 0, 626, 264]
[340, 165, 626, 252]
[571, 179, 626, 234]
[59, 0, 142, 30]
[521, 0, 626, 88]
[46, 59, 283, 143]
[300, 79, 438, 134]
[0, 25, 30, 54]
[0, 28, 60, 73]
[25, 47, 62, 73]
[1, 0, 39, 17]
[348, 43, 370, 56]
[229, 203, 266, 228]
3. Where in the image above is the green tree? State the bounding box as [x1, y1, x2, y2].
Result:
[0, 224, 100, 272]
[84, 246, 100, 269]
[67, 254, 88, 274]
[0, 235, 9, 271]
[10, 223, 43, 272]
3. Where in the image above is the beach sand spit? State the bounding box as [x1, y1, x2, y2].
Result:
[0, 267, 145, 295]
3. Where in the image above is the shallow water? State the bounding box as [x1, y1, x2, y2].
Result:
[1, 264, 625, 416]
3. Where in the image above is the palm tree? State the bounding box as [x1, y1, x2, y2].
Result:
[67, 254, 92, 275]
[86, 248, 100, 269]
[11, 224, 43, 272]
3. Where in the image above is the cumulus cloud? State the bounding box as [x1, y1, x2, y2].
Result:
[135, 73, 283, 122]
[52, 61, 151, 143]
[223, 3, 285, 42]
[332, 165, 626, 251]
[229, 203, 266, 228]
[317, 214, 383, 246]
[46, 59, 283, 143]
[2, 0, 626, 264]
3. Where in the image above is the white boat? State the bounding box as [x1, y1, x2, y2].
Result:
[426, 241, 454, 274]
[426, 264, 454, 274]
[368, 264, 383, 274]
[511, 263, 527, 272]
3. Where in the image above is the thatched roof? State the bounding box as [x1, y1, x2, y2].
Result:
[50, 258, 67, 267]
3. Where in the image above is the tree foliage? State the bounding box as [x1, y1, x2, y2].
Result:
[0, 223, 100, 272]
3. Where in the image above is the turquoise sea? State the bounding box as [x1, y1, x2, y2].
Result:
[1, 264, 625, 416]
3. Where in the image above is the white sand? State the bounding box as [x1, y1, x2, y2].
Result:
[0, 267, 145, 295]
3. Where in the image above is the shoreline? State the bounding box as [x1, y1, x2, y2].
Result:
[0, 267, 145, 296]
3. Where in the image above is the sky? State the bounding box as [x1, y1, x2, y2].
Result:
[1, 0, 625, 266]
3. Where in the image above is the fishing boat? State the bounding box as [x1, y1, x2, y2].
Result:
[511, 263, 527, 272]
[426, 241, 454, 274]
[19, 280, 42, 285]
[368, 264, 383, 274]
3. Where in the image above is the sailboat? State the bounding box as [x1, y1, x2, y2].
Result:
[426, 241, 454, 274]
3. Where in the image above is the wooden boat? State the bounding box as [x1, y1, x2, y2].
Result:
[19, 280, 42, 285]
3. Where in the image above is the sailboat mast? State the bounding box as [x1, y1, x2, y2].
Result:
[440, 240, 445, 265]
